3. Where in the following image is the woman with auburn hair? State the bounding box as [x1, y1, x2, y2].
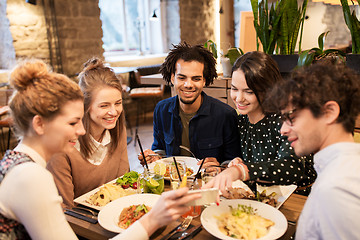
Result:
[0, 59, 85, 239]
[47, 57, 130, 207]
[0, 59, 201, 240]
[204, 51, 316, 196]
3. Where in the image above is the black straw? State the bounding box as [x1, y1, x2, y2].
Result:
[193, 159, 205, 183]
[173, 157, 182, 182]
[137, 134, 149, 171]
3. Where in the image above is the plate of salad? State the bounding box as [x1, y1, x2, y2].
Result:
[74, 171, 140, 210]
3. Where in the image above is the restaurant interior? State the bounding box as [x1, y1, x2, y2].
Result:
[0, 0, 360, 239]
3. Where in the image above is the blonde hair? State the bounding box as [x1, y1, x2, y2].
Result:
[9, 59, 83, 137]
[77, 57, 125, 159]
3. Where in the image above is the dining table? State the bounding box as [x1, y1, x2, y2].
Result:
[66, 181, 307, 240]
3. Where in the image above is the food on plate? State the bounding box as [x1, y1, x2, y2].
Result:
[224, 188, 278, 207]
[164, 163, 194, 178]
[224, 187, 255, 200]
[216, 204, 274, 240]
[87, 183, 137, 207]
[116, 171, 139, 189]
[118, 204, 151, 229]
[256, 190, 278, 207]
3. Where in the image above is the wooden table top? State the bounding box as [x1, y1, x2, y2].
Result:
[66, 191, 307, 240]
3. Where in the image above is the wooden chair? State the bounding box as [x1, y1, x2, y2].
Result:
[0, 88, 14, 154]
[128, 65, 165, 146]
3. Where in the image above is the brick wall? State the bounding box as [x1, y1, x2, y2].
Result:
[54, 0, 103, 76]
[179, 0, 215, 45]
[323, 4, 351, 48]
[5, 0, 103, 77]
[6, 0, 47, 65]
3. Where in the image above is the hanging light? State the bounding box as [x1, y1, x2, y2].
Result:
[150, 9, 159, 21]
[151, 10, 157, 19]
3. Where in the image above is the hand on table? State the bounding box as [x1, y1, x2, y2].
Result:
[139, 187, 201, 236]
[197, 157, 220, 169]
[202, 166, 241, 199]
[138, 149, 161, 166]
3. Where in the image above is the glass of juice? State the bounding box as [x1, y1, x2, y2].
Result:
[181, 177, 201, 218]
[138, 170, 164, 194]
[169, 160, 187, 190]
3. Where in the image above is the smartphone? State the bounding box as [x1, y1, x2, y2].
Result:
[185, 188, 219, 206]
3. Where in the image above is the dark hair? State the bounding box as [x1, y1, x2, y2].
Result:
[265, 59, 360, 133]
[160, 42, 217, 86]
[77, 57, 126, 159]
[9, 59, 83, 138]
[231, 51, 282, 112]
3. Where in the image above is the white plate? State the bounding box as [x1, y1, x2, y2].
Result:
[73, 178, 138, 211]
[98, 194, 161, 233]
[201, 199, 288, 240]
[257, 184, 297, 209]
[231, 180, 297, 209]
[148, 156, 200, 180]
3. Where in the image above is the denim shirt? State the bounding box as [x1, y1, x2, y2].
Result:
[152, 92, 241, 163]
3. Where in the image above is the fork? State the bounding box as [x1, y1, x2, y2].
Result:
[159, 216, 193, 240]
[179, 145, 199, 161]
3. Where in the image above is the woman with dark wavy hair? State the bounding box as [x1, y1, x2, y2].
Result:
[47, 57, 129, 207]
[204, 51, 316, 196]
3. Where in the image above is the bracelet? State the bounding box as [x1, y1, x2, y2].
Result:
[234, 163, 247, 181]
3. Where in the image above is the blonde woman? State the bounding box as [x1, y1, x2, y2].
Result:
[47, 57, 130, 207]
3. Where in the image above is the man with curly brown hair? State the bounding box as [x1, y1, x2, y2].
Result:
[265, 59, 360, 240]
[139, 42, 240, 167]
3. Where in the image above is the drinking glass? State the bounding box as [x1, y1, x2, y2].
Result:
[138, 170, 164, 194]
[181, 177, 202, 218]
[169, 160, 187, 190]
[201, 166, 221, 185]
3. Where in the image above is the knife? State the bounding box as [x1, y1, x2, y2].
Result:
[177, 225, 202, 240]
[64, 209, 98, 224]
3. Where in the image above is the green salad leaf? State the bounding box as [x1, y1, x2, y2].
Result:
[116, 171, 139, 186]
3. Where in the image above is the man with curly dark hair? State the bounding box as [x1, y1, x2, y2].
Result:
[265, 59, 360, 240]
[138, 42, 240, 167]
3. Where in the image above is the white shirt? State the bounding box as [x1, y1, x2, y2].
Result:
[111, 220, 149, 240]
[0, 143, 78, 240]
[296, 142, 360, 240]
[75, 130, 111, 165]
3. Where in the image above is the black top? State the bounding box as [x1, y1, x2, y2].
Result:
[238, 114, 316, 193]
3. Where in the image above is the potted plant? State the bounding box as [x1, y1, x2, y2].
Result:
[340, 0, 360, 73]
[204, 40, 244, 77]
[297, 31, 346, 67]
[250, 0, 308, 75]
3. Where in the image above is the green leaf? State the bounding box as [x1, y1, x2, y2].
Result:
[224, 48, 243, 65]
[318, 31, 329, 51]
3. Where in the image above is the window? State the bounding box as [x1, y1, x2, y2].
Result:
[99, 0, 163, 56]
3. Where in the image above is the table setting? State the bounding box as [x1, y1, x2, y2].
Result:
[65, 137, 307, 240]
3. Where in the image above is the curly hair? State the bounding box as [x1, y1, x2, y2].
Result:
[231, 51, 282, 113]
[9, 59, 83, 138]
[77, 57, 126, 160]
[159, 42, 217, 86]
[264, 59, 360, 133]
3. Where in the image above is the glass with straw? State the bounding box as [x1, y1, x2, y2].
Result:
[169, 158, 187, 190]
[136, 134, 164, 194]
